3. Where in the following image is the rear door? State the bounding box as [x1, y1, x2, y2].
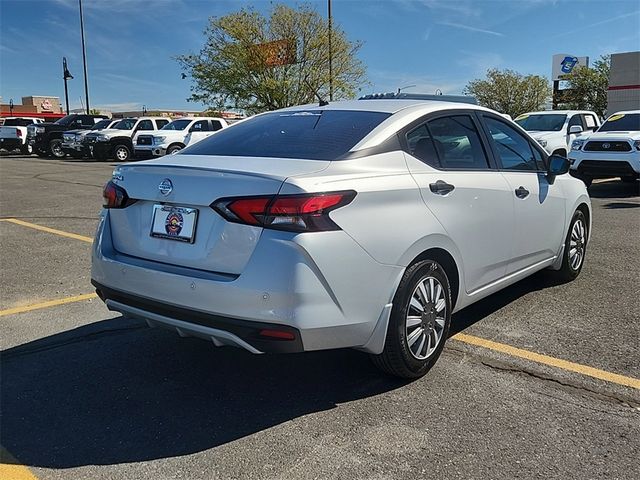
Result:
[403, 112, 515, 293]
[480, 114, 566, 273]
[188, 120, 213, 144]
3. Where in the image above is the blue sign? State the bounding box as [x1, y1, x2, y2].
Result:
[560, 56, 579, 74]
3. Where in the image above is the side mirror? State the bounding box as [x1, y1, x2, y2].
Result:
[547, 154, 570, 183]
[569, 125, 583, 134]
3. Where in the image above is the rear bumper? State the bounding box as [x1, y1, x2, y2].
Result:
[94, 281, 304, 353]
[0, 138, 22, 149]
[91, 210, 403, 354]
[569, 151, 640, 178]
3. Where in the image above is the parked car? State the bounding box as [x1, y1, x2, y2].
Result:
[0, 117, 43, 154]
[569, 110, 640, 186]
[27, 114, 108, 158]
[83, 117, 170, 161]
[515, 110, 600, 156]
[135, 117, 227, 159]
[92, 95, 591, 379]
[62, 119, 119, 158]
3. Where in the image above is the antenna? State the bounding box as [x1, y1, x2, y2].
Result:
[304, 79, 329, 107]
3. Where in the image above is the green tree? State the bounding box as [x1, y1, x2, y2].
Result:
[177, 3, 367, 114]
[562, 55, 610, 118]
[89, 108, 101, 115]
[463, 69, 551, 118]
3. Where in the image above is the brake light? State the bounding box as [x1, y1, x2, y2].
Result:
[102, 180, 134, 208]
[16, 129, 22, 138]
[212, 191, 356, 232]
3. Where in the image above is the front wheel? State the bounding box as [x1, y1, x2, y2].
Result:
[49, 139, 65, 158]
[167, 144, 183, 155]
[554, 210, 588, 282]
[113, 144, 131, 162]
[371, 259, 452, 379]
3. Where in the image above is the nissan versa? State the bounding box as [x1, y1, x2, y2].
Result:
[92, 94, 591, 378]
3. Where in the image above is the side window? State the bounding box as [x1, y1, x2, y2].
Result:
[137, 120, 154, 131]
[155, 119, 169, 129]
[210, 120, 223, 131]
[530, 143, 546, 170]
[191, 120, 210, 132]
[568, 114, 583, 131]
[426, 115, 489, 169]
[484, 116, 540, 171]
[406, 124, 440, 167]
[583, 114, 597, 131]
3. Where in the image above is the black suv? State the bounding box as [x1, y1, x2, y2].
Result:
[27, 114, 107, 158]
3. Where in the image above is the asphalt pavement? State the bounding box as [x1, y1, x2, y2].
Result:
[1, 154, 639, 480]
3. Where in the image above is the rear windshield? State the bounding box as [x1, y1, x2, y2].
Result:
[598, 113, 640, 132]
[162, 119, 191, 131]
[182, 110, 391, 160]
[515, 114, 567, 132]
[3, 118, 35, 127]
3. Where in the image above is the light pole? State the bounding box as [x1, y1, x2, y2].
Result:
[9, 99, 14, 116]
[328, 0, 333, 101]
[79, 0, 90, 113]
[63, 57, 74, 115]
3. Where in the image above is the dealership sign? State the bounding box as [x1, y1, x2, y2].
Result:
[552, 54, 589, 81]
[40, 99, 53, 110]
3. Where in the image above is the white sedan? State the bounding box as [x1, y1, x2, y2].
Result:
[92, 95, 591, 378]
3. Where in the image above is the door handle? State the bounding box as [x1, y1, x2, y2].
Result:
[515, 186, 530, 199]
[429, 180, 455, 195]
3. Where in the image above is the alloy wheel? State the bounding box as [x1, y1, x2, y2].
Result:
[405, 276, 447, 360]
[569, 219, 586, 270]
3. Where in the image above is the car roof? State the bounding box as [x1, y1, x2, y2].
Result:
[279, 99, 492, 115]
[522, 110, 596, 115]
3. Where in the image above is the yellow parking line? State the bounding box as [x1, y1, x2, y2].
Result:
[0, 447, 38, 480]
[0, 218, 93, 243]
[0, 293, 97, 317]
[452, 332, 640, 390]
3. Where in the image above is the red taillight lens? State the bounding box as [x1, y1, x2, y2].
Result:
[16, 129, 22, 138]
[258, 329, 296, 341]
[212, 191, 356, 232]
[102, 181, 134, 209]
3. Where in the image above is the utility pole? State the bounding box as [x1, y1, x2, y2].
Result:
[328, 0, 333, 101]
[63, 57, 74, 115]
[79, 0, 90, 113]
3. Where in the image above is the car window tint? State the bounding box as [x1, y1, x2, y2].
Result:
[184, 110, 391, 160]
[484, 116, 538, 171]
[530, 143, 546, 170]
[192, 120, 210, 132]
[406, 124, 440, 167]
[156, 119, 170, 129]
[210, 120, 223, 131]
[568, 115, 583, 130]
[426, 115, 489, 169]
[137, 120, 154, 131]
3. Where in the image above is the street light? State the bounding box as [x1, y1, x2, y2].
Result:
[63, 57, 74, 115]
[79, 0, 90, 113]
[9, 99, 14, 116]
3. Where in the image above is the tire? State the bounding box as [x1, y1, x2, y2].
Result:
[167, 144, 183, 155]
[554, 210, 588, 282]
[20, 143, 33, 155]
[113, 144, 131, 162]
[49, 139, 65, 158]
[371, 259, 452, 379]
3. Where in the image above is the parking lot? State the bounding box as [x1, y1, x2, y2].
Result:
[1, 153, 639, 479]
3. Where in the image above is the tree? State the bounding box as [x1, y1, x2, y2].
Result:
[463, 69, 551, 118]
[177, 3, 367, 114]
[89, 108, 101, 115]
[562, 55, 610, 118]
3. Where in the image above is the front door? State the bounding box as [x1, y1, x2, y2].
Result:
[481, 115, 566, 274]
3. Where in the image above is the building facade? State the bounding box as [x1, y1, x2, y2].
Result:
[607, 51, 640, 116]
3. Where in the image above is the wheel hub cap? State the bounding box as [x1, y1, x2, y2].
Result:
[405, 275, 447, 360]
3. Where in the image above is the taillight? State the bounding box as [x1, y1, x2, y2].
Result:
[212, 191, 356, 232]
[16, 129, 22, 138]
[102, 181, 135, 208]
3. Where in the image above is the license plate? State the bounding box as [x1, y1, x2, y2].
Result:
[150, 205, 198, 243]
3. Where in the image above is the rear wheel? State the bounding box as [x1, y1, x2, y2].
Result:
[113, 144, 131, 162]
[49, 139, 65, 158]
[371, 259, 452, 379]
[554, 210, 587, 282]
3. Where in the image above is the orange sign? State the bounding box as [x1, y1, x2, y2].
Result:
[252, 39, 296, 67]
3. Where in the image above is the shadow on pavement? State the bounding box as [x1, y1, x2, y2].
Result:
[0, 317, 406, 468]
[588, 180, 640, 199]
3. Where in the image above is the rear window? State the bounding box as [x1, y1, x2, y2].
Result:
[598, 113, 640, 132]
[3, 119, 35, 127]
[183, 110, 391, 160]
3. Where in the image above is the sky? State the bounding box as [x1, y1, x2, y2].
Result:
[1, 0, 639, 112]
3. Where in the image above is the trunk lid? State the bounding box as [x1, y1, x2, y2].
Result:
[108, 154, 329, 275]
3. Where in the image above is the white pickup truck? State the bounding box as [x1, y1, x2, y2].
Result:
[0, 117, 43, 154]
[515, 110, 600, 157]
[134, 117, 228, 158]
